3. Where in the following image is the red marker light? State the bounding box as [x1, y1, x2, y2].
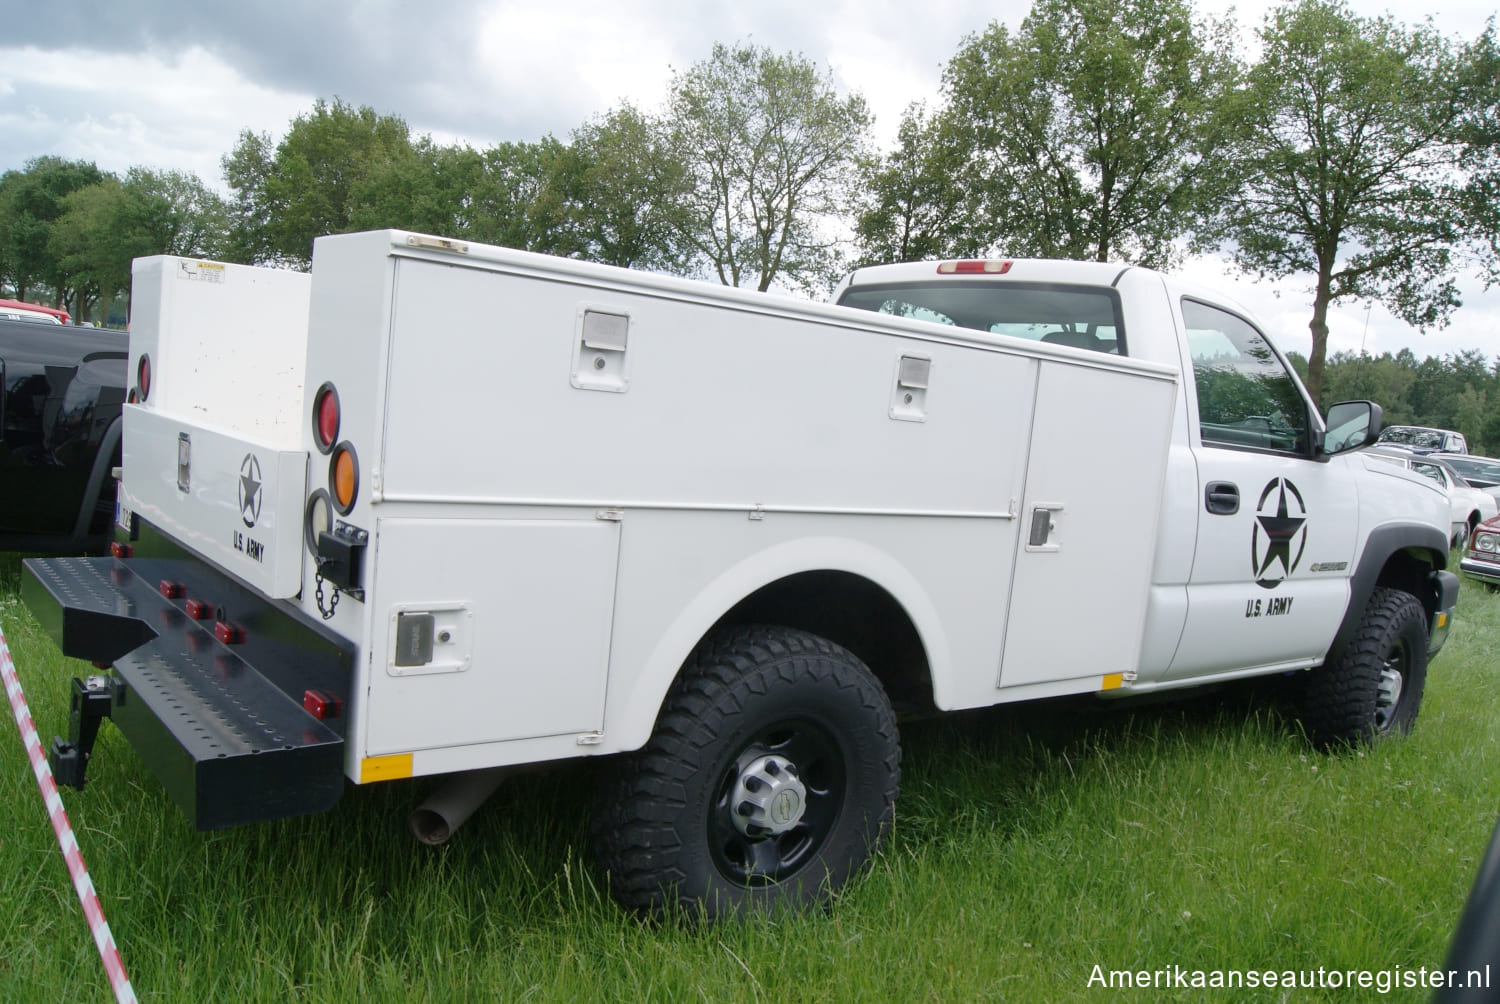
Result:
[159, 580, 184, 599]
[312, 384, 340, 452]
[109, 541, 133, 559]
[137, 354, 152, 402]
[303, 689, 343, 719]
[213, 622, 244, 645]
[184, 599, 213, 620]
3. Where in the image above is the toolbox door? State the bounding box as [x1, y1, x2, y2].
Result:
[364, 517, 620, 755]
[997, 359, 1176, 688]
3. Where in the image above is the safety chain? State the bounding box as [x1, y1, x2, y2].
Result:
[314, 569, 339, 621]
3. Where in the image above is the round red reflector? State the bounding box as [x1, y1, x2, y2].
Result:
[313, 383, 340, 453]
[137, 354, 151, 401]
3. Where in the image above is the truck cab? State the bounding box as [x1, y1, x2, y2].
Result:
[834, 260, 1454, 700]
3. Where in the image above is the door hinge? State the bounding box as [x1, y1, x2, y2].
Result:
[577, 732, 604, 745]
[595, 509, 623, 522]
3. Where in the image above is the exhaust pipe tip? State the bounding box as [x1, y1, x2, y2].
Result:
[408, 807, 454, 846]
[406, 767, 510, 846]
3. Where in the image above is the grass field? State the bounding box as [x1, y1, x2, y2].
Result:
[2, 550, 1498, 1002]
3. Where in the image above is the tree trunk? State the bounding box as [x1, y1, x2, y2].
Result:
[1306, 265, 1334, 408]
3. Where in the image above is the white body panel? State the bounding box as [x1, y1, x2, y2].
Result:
[124, 256, 315, 598]
[120, 232, 1449, 786]
[130, 256, 311, 447]
[120, 407, 306, 597]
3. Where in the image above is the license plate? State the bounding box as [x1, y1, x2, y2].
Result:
[115, 500, 133, 534]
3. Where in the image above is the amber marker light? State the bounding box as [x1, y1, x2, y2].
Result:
[331, 443, 358, 513]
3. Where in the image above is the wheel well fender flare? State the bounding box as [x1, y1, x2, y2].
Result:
[1327, 522, 1448, 668]
[603, 536, 947, 753]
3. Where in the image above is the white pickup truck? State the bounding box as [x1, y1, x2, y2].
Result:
[22, 231, 1458, 918]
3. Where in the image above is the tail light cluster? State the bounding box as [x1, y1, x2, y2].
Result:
[311, 382, 358, 515]
[307, 382, 367, 604]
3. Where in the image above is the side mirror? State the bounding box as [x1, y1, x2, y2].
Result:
[1320, 400, 1384, 456]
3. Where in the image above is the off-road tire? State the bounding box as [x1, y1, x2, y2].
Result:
[592, 625, 900, 920]
[1301, 587, 1428, 748]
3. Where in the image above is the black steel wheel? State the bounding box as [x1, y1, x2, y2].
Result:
[593, 625, 900, 920]
[1301, 587, 1428, 748]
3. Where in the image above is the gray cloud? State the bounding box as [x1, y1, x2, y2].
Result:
[3, 1, 997, 152]
[9, 2, 490, 93]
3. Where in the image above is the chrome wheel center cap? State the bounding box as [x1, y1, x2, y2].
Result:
[1375, 665, 1403, 730]
[730, 754, 807, 837]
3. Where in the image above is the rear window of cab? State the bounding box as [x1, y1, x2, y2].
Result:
[836, 281, 1125, 355]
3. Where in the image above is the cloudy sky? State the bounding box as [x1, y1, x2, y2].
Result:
[2, 0, 1497, 363]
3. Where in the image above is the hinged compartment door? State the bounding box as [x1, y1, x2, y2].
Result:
[998, 361, 1176, 687]
[365, 517, 620, 755]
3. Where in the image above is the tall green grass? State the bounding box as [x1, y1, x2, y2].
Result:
[2, 551, 1497, 1002]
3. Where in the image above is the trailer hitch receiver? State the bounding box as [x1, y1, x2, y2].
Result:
[50, 674, 121, 791]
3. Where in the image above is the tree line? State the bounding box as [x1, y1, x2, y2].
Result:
[2, 0, 1498, 409]
[1290, 348, 1500, 455]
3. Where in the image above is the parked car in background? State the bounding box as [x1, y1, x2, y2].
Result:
[1375, 424, 1469, 454]
[1459, 513, 1500, 590]
[1367, 448, 1497, 546]
[0, 300, 64, 324]
[1435, 453, 1500, 501]
[1, 298, 72, 323]
[0, 316, 127, 551]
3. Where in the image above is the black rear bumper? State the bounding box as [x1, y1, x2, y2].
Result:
[22, 550, 351, 830]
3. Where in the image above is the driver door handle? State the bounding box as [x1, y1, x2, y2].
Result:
[1205, 482, 1239, 515]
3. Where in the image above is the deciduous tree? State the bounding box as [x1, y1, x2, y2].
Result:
[558, 105, 690, 271]
[223, 98, 414, 267]
[463, 137, 574, 254]
[1207, 0, 1481, 402]
[854, 104, 977, 265]
[664, 42, 872, 292]
[1457, 21, 1500, 285]
[934, 0, 1236, 267]
[349, 139, 486, 239]
[0, 156, 106, 302]
[50, 168, 229, 323]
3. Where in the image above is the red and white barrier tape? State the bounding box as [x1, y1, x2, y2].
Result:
[0, 626, 137, 1004]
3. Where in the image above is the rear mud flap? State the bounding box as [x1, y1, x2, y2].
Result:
[23, 556, 344, 830]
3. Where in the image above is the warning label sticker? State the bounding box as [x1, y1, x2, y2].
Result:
[177, 260, 225, 283]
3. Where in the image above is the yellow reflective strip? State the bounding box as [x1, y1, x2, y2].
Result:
[360, 753, 413, 783]
[1101, 673, 1125, 691]
[1435, 611, 1449, 629]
